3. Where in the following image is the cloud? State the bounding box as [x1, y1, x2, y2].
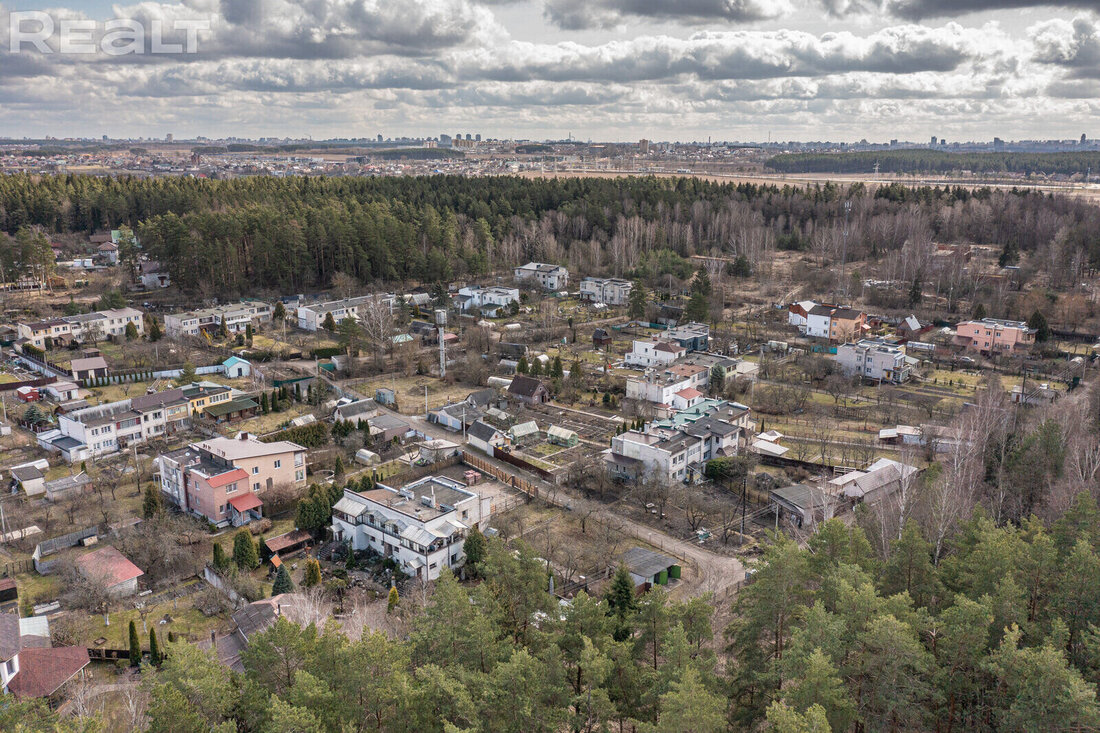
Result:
[1031, 15, 1100, 78]
[883, 0, 1100, 21]
[464, 24, 1011, 84]
[544, 0, 793, 30]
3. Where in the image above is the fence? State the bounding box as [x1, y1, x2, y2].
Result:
[0, 376, 56, 394]
[87, 647, 130, 661]
[203, 565, 243, 606]
[32, 526, 98, 573]
[461, 451, 544, 500]
[492, 447, 557, 482]
[1, 559, 34, 576]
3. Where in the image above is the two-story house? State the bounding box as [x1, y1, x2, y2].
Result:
[954, 318, 1035, 353]
[331, 475, 492, 580]
[453, 286, 520, 317]
[164, 301, 273, 338]
[835, 339, 911, 383]
[514, 262, 569, 290]
[296, 294, 395, 332]
[806, 305, 866, 342]
[580, 277, 633, 306]
[156, 433, 307, 527]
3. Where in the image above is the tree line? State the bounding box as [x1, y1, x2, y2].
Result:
[766, 150, 1100, 177]
[2, 174, 1099, 302]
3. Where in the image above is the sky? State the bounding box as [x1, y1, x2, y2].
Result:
[0, 0, 1098, 142]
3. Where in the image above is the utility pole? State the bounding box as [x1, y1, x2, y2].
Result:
[841, 200, 852, 300]
[740, 472, 747, 545]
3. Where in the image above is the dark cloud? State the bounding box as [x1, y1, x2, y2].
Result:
[884, 0, 1099, 20]
[544, 0, 790, 30]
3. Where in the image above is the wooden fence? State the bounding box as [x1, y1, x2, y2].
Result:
[492, 447, 557, 482]
[462, 451, 544, 500]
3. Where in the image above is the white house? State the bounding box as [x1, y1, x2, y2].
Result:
[624, 339, 686, 368]
[467, 420, 508, 456]
[514, 262, 569, 290]
[18, 308, 144, 348]
[580, 277, 633, 306]
[835, 339, 910, 383]
[787, 301, 816, 332]
[454, 286, 520, 317]
[331, 475, 492, 580]
[296, 294, 395, 332]
[164, 301, 273, 337]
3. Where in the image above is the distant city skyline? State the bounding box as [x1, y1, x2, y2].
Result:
[0, 1, 1097, 141]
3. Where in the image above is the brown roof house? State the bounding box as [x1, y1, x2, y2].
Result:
[508, 375, 550, 405]
[0, 613, 89, 699]
[76, 545, 144, 597]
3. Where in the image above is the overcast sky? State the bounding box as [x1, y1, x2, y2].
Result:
[0, 0, 1097, 142]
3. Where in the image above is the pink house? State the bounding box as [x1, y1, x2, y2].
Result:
[955, 318, 1035, 353]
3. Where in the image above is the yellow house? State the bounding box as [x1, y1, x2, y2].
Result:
[181, 383, 233, 416]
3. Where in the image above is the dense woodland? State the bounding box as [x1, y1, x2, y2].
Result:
[767, 150, 1100, 177]
[0, 175, 1099, 301]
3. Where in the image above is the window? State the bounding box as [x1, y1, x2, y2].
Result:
[253, 482, 260, 492]
[225, 483, 238, 494]
[295, 469, 305, 482]
[274, 460, 281, 469]
[252, 467, 259, 474]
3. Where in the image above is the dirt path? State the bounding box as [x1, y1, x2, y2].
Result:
[403, 412, 747, 598]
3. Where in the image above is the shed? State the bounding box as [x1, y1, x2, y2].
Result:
[592, 328, 613, 347]
[0, 578, 17, 604]
[202, 396, 260, 423]
[76, 545, 143, 597]
[771, 483, 832, 528]
[10, 465, 46, 497]
[467, 419, 508, 456]
[418, 439, 461, 463]
[222, 356, 252, 378]
[620, 547, 680, 590]
[547, 425, 579, 447]
[263, 529, 313, 560]
[44, 472, 92, 502]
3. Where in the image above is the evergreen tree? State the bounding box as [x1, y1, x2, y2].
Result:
[1029, 309, 1052, 342]
[464, 526, 487, 576]
[972, 302, 987, 320]
[272, 564, 294, 596]
[148, 316, 162, 342]
[149, 628, 161, 666]
[333, 456, 345, 485]
[245, 323, 253, 342]
[273, 300, 286, 322]
[129, 620, 142, 667]
[322, 312, 337, 331]
[628, 280, 647, 320]
[909, 275, 923, 306]
[142, 484, 162, 519]
[125, 322, 139, 341]
[233, 529, 260, 570]
[261, 391, 270, 414]
[606, 564, 637, 640]
[517, 356, 529, 374]
[388, 586, 400, 614]
[212, 542, 228, 570]
[303, 558, 322, 587]
[175, 362, 196, 387]
[551, 356, 564, 379]
[685, 290, 709, 323]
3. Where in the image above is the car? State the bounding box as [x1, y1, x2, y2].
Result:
[958, 356, 976, 364]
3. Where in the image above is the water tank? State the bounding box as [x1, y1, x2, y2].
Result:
[434, 309, 447, 326]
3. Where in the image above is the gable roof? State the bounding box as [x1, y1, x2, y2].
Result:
[508, 375, 545, 397]
[6, 646, 90, 698]
[468, 419, 502, 442]
[76, 545, 143, 588]
[69, 356, 108, 373]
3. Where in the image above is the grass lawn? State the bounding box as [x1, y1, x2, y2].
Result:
[72, 596, 228, 649]
[346, 376, 479, 415]
[231, 404, 313, 436]
[0, 373, 21, 384]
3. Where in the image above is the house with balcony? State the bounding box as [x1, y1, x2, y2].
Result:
[17, 308, 144, 349]
[453, 286, 520, 317]
[954, 318, 1035, 354]
[604, 399, 750, 484]
[835, 339, 911, 383]
[331, 475, 492, 580]
[514, 262, 569, 290]
[156, 433, 307, 527]
[296, 294, 395, 332]
[164, 301, 273, 338]
[580, 277, 633, 306]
